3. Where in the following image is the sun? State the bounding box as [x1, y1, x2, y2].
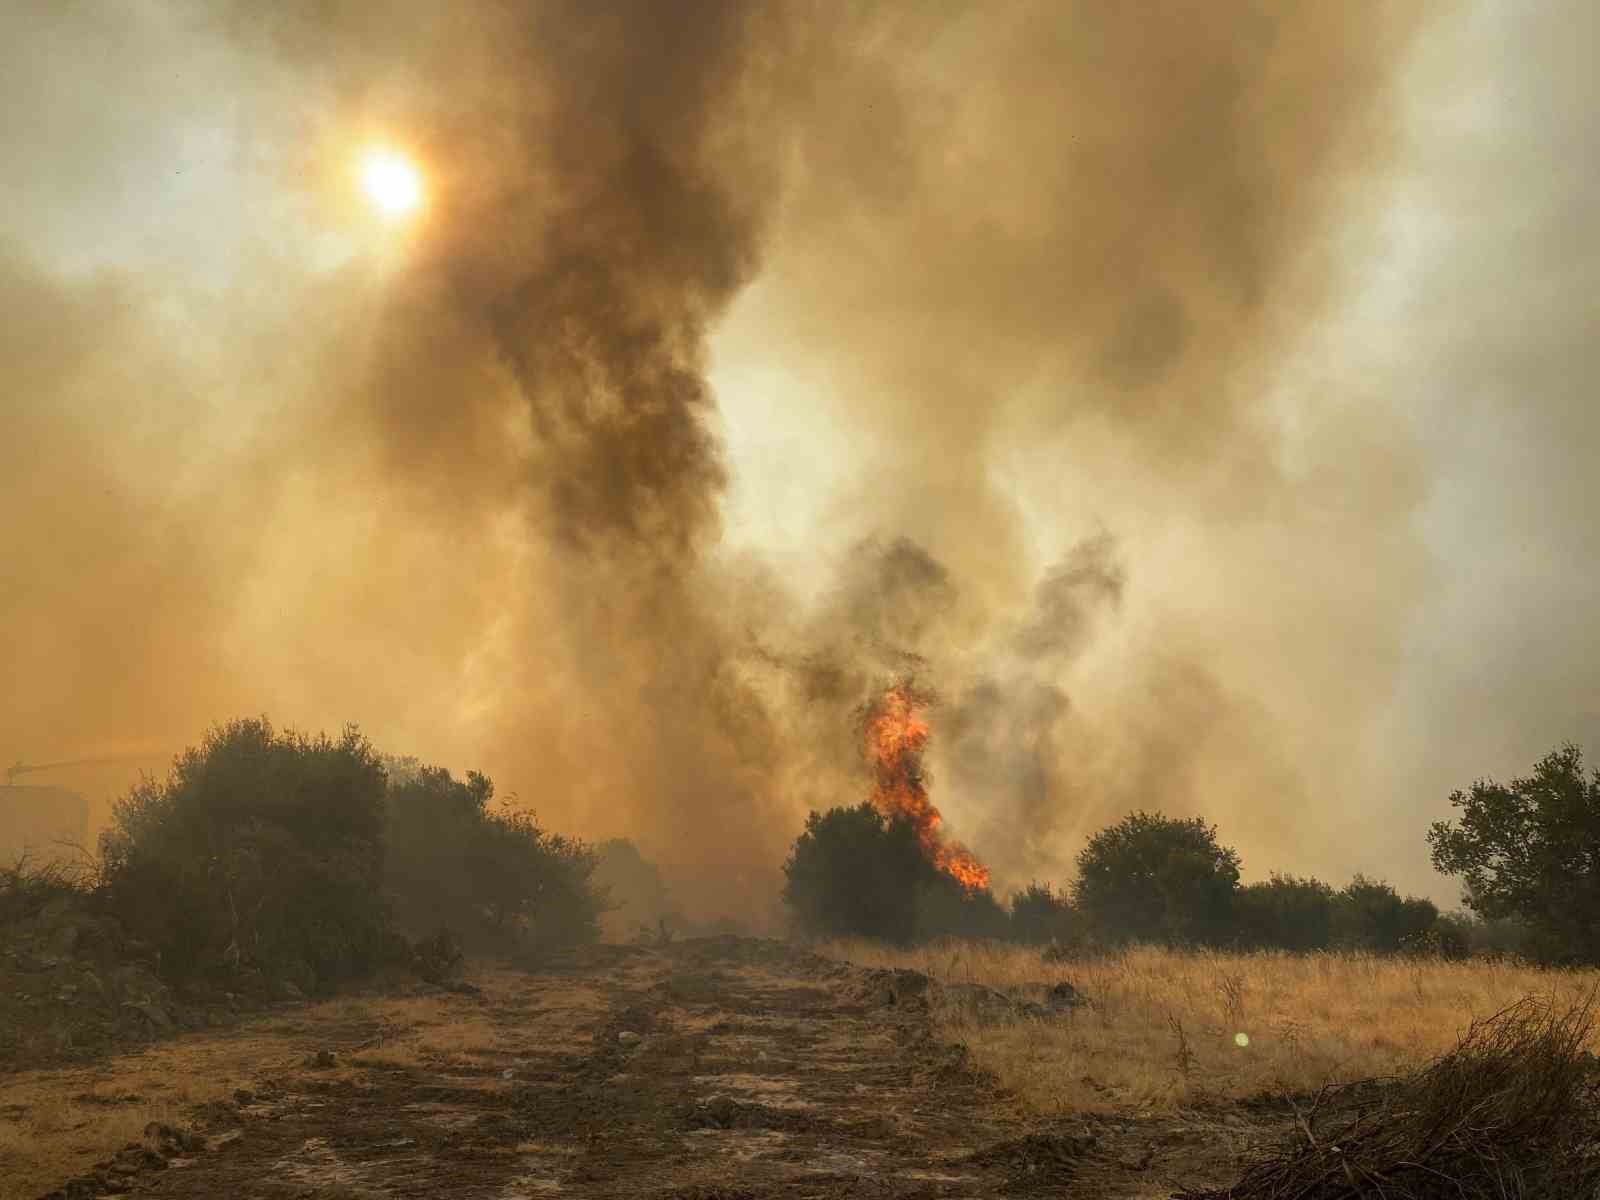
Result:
[360, 149, 424, 217]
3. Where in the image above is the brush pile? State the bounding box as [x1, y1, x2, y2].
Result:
[1179, 993, 1600, 1199]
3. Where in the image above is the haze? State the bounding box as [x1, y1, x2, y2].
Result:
[3, 1, 1595, 924]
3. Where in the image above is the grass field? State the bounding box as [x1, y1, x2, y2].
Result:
[817, 938, 1600, 1115]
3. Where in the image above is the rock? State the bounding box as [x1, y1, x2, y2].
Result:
[274, 979, 305, 1001]
[444, 981, 482, 996]
[308, 1049, 338, 1069]
[233, 1088, 256, 1106]
[617, 1031, 642, 1046]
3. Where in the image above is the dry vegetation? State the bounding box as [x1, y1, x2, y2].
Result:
[818, 938, 1600, 1115]
[0, 970, 543, 1199]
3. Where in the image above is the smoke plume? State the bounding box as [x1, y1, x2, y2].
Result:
[5, 1, 1592, 916]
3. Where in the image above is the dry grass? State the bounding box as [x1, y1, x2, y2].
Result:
[0, 1057, 242, 1197]
[0, 966, 605, 1197]
[818, 939, 1600, 1115]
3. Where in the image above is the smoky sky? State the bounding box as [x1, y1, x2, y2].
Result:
[4, 0, 1594, 917]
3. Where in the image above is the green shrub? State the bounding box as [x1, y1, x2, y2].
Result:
[1234, 874, 1336, 952]
[1331, 874, 1439, 954]
[1071, 811, 1241, 947]
[98, 718, 388, 989]
[384, 765, 603, 954]
[1008, 881, 1080, 945]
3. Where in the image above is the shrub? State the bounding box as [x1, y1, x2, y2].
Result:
[1071, 811, 1241, 946]
[1008, 881, 1079, 945]
[1331, 875, 1440, 954]
[1233, 874, 1336, 952]
[914, 873, 1010, 942]
[591, 837, 679, 939]
[384, 764, 603, 954]
[98, 718, 388, 989]
[1181, 994, 1600, 1199]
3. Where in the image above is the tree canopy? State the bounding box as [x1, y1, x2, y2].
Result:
[1429, 744, 1600, 963]
[1071, 811, 1241, 946]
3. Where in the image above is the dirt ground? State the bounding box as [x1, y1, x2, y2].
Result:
[11, 937, 1292, 1199]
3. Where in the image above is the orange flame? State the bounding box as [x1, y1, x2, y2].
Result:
[862, 680, 991, 892]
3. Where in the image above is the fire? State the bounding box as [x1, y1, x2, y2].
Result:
[861, 680, 991, 892]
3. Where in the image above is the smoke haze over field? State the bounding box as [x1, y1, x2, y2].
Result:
[3, 1, 1596, 919]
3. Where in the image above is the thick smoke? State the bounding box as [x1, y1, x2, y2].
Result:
[5, 1, 1590, 916]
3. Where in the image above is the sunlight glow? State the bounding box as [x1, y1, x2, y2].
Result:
[360, 150, 424, 217]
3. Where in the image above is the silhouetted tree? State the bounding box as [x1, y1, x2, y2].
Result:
[1071, 811, 1240, 946]
[1429, 744, 1600, 963]
[782, 803, 1004, 943]
[783, 804, 930, 942]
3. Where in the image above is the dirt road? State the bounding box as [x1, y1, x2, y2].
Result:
[30, 938, 1232, 1198]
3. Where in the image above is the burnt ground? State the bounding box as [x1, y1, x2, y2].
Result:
[28, 937, 1284, 1199]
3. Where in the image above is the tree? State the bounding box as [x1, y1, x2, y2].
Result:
[1071, 811, 1240, 946]
[782, 804, 932, 942]
[1234, 874, 1335, 952]
[99, 718, 389, 989]
[782, 803, 1004, 943]
[1429, 744, 1600, 963]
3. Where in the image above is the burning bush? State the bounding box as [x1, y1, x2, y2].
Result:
[1180, 992, 1600, 1199]
[98, 718, 390, 990]
[384, 764, 603, 955]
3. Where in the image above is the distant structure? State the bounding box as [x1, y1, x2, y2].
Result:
[0, 784, 90, 866]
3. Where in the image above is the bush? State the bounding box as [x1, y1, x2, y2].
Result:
[914, 873, 1010, 942]
[1008, 882, 1079, 945]
[384, 765, 603, 954]
[0, 854, 92, 928]
[592, 838, 679, 939]
[1332, 875, 1440, 954]
[1233, 874, 1336, 952]
[98, 718, 388, 989]
[1181, 994, 1600, 1199]
[1071, 811, 1241, 947]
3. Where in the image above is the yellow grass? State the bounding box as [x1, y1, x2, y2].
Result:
[818, 939, 1600, 1115]
[0, 967, 610, 1196]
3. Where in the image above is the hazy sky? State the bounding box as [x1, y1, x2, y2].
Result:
[3, 1, 1595, 918]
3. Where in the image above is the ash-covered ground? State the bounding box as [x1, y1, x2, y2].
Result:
[15, 937, 1278, 1200]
